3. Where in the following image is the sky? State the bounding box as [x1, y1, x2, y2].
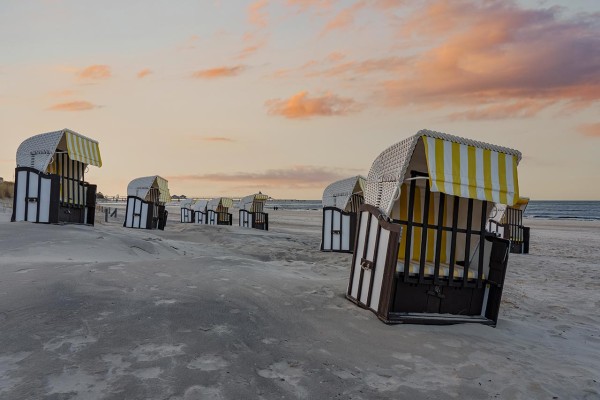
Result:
[0, 0, 598, 200]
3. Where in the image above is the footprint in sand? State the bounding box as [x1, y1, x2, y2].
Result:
[130, 343, 185, 362]
[154, 299, 177, 305]
[178, 385, 223, 400]
[187, 355, 229, 371]
[132, 367, 162, 380]
[257, 360, 305, 391]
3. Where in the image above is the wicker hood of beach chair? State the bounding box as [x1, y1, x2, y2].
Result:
[124, 175, 170, 230]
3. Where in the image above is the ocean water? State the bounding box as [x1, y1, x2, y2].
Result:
[524, 201, 600, 221]
[267, 200, 600, 221]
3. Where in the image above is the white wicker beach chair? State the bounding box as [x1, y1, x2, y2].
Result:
[347, 129, 523, 326]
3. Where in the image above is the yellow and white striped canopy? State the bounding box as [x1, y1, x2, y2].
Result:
[422, 136, 519, 206]
[16, 129, 102, 172]
[364, 130, 523, 216]
[65, 130, 102, 167]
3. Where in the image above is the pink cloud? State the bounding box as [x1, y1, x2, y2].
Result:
[265, 91, 362, 119]
[577, 123, 600, 138]
[379, 1, 600, 117]
[168, 165, 354, 189]
[47, 101, 98, 111]
[192, 65, 245, 79]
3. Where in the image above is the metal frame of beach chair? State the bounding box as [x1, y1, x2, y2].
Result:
[321, 176, 366, 253]
[124, 176, 170, 230]
[180, 200, 195, 223]
[12, 129, 101, 225]
[347, 130, 521, 326]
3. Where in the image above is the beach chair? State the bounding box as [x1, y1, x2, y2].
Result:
[180, 199, 195, 223]
[206, 197, 233, 225]
[193, 200, 208, 225]
[239, 193, 269, 230]
[321, 176, 366, 253]
[12, 129, 102, 225]
[124, 176, 170, 230]
[347, 130, 522, 326]
[488, 197, 530, 254]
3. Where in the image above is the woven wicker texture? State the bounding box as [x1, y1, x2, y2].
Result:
[16, 131, 65, 172]
[239, 193, 269, 210]
[365, 129, 522, 216]
[16, 129, 101, 172]
[127, 175, 170, 204]
[207, 197, 234, 211]
[322, 175, 366, 209]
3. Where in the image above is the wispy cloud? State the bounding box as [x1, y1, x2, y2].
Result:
[137, 68, 152, 78]
[168, 165, 355, 189]
[446, 100, 555, 121]
[286, 0, 336, 13]
[321, 1, 365, 35]
[47, 100, 98, 111]
[577, 123, 600, 138]
[379, 1, 600, 117]
[77, 65, 111, 80]
[248, 0, 269, 28]
[200, 136, 235, 142]
[192, 65, 246, 79]
[265, 91, 362, 118]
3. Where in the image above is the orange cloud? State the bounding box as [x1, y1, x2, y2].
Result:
[77, 65, 111, 80]
[321, 1, 365, 35]
[201, 137, 235, 142]
[137, 68, 152, 78]
[379, 1, 600, 117]
[265, 91, 362, 119]
[168, 166, 355, 189]
[326, 51, 347, 63]
[192, 65, 245, 79]
[47, 101, 98, 111]
[248, 0, 268, 27]
[577, 123, 600, 138]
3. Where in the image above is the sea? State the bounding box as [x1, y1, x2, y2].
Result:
[266, 200, 600, 221]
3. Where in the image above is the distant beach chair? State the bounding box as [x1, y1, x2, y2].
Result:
[239, 192, 269, 230]
[488, 197, 530, 254]
[206, 197, 233, 225]
[193, 199, 208, 225]
[12, 129, 102, 225]
[347, 130, 522, 326]
[180, 199, 195, 223]
[321, 175, 366, 253]
[124, 176, 170, 230]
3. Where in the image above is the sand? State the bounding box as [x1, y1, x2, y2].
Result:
[0, 206, 599, 399]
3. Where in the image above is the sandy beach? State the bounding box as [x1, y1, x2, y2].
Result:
[0, 207, 599, 399]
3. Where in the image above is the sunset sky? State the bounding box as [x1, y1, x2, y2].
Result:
[1, 0, 598, 200]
